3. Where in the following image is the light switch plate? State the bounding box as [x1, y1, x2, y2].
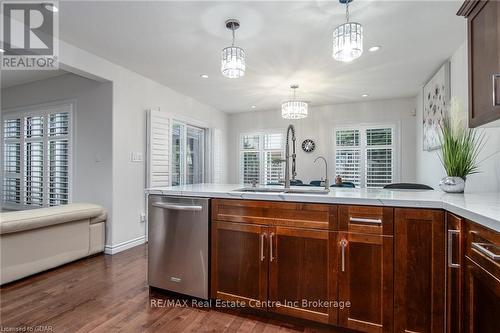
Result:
[131, 152, 143, 162]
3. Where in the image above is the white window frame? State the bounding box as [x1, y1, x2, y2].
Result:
[170, 119, 206, 186]
[2, 102, 74, 209]
[238, 130, 285, 185]
[333, 123, 399, 188]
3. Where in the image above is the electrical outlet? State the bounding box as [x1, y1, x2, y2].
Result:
[140, 212, 146, 223]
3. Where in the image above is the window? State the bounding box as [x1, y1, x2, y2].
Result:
[171, 121, 205, 186]
[239, 131, 284, 185]
[334, 125, 395, 188]
[2, 104, 72, 208]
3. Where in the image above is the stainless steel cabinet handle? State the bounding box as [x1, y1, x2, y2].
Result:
[493, 74, 500, 107]
[472, 242, 500, 261]
[260, 233, 266, 261]
[269, 232, 275, 262]
[447, 229, 460, 268]
[349, 217, 382, 224]
[152, 203, 203, 211]
[340, 239, 348, 272]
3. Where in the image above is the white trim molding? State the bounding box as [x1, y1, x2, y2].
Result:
[104, 235, 146, 255]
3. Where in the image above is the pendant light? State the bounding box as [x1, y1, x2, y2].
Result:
[333, 0, 363, 62]
[221, 19, 246, 78]
[282, 85, 308, 119]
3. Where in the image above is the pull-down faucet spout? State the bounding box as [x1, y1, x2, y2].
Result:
[284, 124, 297, 189]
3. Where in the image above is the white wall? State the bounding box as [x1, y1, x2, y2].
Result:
[53, 40, 228, 252]
[1, 74, 113, 233]
[227, 98, 417, 185]
[416, 41, 500, 192]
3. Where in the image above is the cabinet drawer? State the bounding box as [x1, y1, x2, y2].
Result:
[465, 220, 500, 280]
[339, 205, 394, 236]
[212, 199, 336, 230]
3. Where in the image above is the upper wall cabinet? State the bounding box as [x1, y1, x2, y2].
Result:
[458, 0, 500, 127]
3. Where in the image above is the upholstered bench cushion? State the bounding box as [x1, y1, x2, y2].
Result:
[0, 203, 105, 235]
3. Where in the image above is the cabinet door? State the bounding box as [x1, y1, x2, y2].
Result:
[211, 221, 268, 306]
[464, 257, 500, 333]
[394, 209, 445, 333]
[446, 213, 464, 333]
[268, 226, 331, 324]
[463, 219, 500, 333]
[467, 0, 500, 127]
[338, 232, 393, 333]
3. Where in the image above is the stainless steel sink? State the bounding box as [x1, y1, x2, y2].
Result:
[233, 187, 330, 195]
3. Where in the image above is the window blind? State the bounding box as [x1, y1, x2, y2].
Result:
[25, 141, 44, 206]
[3, 118, 21, 205]
[240, 132, 284, 185]
[2, 104, 72, 208]
[334, 126, 394, 188]
[365, 128, 393, 188]
[335, 129, 361, 187]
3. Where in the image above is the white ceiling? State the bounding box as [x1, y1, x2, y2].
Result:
[56, 1, 465, 113]
[1, 69, 67, 89]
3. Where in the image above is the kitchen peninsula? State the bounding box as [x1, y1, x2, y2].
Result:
[147, 184, 500, 333]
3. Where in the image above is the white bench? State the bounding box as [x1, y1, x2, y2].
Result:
[0, 203, 107, 285]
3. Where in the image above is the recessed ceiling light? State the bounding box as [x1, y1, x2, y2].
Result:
[361, 94, 369, 97]
[368, 46, 381, 52]
[200, 74, 209, 79]
[43, 3, 59, 12]
[251, 105, 257, 109]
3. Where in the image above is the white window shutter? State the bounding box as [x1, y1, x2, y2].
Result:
[3, 104, 72, 208]
[146, 109, 170, 188]
[212, 128, 224, 184]
[334, 126, 395, 188]
[239, 132, 284, 185]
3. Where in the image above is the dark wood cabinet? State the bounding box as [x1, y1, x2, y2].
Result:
[210, 221, 269, 305]
[268, 226, 331, 324]
[337, 231, 393, 333]
[458, 0, 500, 127]
[446, 213, 465, 333]
[463, 220, 500, 333]
[211, 200, 500, 333]
[394, 208, 445, 333]
[211, 199, 335, 318]
[464, 257, 500, 333]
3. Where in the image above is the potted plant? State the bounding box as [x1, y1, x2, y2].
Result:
[438, 99, 486, 193]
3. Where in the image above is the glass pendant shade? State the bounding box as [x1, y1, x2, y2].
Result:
[221, 46, 246, 78]
[333, 22, 363, 62]
[281, 100, 308, 119]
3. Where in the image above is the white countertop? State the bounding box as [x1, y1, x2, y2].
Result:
[146, 184, 500, 232]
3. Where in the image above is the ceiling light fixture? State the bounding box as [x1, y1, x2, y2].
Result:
[221, 19, 245, 79]
[333, 0, 363, 62]
[361, 93, 369, 97]
[368, 46, 381, 52]
[200, 74, 209, 79]
[282, 85, 308, 119]
[251, 105, 257, 109]
[43, 3, 59, 12]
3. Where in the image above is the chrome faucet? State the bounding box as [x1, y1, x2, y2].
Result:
[314, 156, 329, 190]
[284, 124, 297, 189]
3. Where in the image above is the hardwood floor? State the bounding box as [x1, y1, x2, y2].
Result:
[0, 244, 351, 333]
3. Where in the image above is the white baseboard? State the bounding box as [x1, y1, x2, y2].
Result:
[104, 235, 146, 255]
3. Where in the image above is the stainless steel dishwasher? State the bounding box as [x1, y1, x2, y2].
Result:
[147, 195, 209, 299]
